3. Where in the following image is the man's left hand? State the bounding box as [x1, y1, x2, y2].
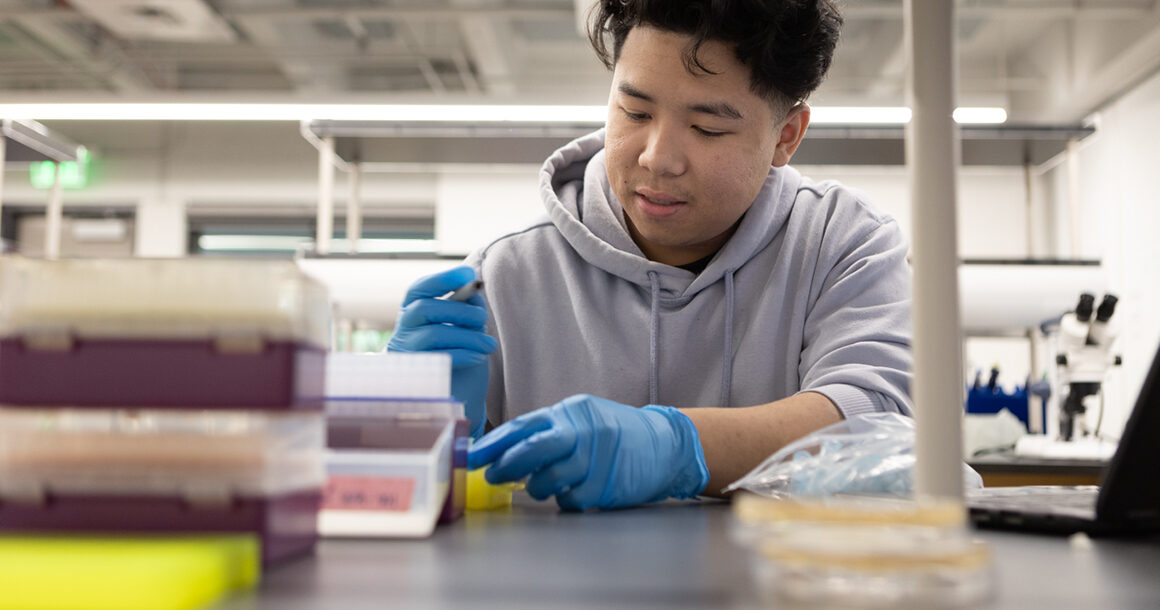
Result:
[467, 394, 710, 510]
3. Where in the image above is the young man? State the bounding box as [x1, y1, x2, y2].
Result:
[389, 0, 912, 510]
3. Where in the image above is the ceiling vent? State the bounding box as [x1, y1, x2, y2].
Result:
[68, 0, 236, 43]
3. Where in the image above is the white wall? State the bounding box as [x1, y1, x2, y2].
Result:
[796, 165, 1033, 260]
[435, 168, 542, 256]
[1051, 67, 1160, 437]
[135, 197, 187, 257]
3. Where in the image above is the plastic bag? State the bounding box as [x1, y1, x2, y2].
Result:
[723, 412, 983, 498]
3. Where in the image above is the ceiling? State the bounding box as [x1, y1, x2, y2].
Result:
[0, 0, 1159, 125]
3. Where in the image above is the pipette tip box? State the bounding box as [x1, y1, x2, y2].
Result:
[323, 352, 467, 526]
[0, 257, 330, 410]
[321, 399, 465, 537]
[0, 491, 320, 567]
[0, 338, 325, 410]
[0, 407, 326, 565]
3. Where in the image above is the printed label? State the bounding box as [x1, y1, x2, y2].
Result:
[323, 476, 415, 512]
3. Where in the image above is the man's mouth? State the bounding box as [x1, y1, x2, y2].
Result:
[632, 188, 687, 219]
[642, 194, 678, 206]
[635, 188, 685, 206]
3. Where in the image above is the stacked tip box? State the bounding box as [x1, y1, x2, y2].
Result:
[322, 352, 469, 537]
[0, 258, 330, 566]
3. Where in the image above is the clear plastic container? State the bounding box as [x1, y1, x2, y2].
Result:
[319, 418, 454, 538]
[0, 257, 330, 348]
[731, 492, 995, 607]
[0, 407, 325, 503]
[326, 398, 468, 526]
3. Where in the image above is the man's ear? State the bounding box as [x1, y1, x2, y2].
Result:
[772, 104, 811, 167]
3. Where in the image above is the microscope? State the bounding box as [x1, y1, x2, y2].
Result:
[1055, 293, 1121, 442]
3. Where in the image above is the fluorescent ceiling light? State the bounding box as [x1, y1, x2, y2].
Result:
[809, 106, 913, 124]
[198, 235, 437, 253]
[952, 106, 1008, 125]
[198, 235, 308, 251]
[0, 103, 1006, 125]
[810, 106, 1008, 125]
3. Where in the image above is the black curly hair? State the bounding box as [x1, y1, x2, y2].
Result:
[588, 0, 842, 110]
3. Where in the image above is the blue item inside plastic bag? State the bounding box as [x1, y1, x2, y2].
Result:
[723, 412, 983, 498]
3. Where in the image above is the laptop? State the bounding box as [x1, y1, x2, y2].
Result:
[968, 342, 1160, 535]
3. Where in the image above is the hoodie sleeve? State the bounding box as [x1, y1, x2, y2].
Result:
[796, 200, 914, 418]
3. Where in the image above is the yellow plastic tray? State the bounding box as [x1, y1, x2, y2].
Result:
[0, 534, 259, 610]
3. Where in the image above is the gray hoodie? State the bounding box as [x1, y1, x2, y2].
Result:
[466, 130, 913, 428]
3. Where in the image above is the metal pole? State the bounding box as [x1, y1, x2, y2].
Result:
[347, 162, 363, 255]
[1028, 328, 1043, 434]
[906, 0, 965, 500]
[1066, 139, 1081, 258]
[1024, 161, 1034, 258]
[45, 162, 63, 260]
[317, 136, 335, 255]
[1024, 158, 1043, 435]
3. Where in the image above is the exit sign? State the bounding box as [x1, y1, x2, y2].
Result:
[29, 148, 91, 190]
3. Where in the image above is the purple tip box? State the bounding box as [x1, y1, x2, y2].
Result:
[0, 338, 325, 410]
[0, 490, 321, 566]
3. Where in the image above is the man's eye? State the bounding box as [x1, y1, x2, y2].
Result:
[622, 109, 649, 121]
[694, 126, 727, 137]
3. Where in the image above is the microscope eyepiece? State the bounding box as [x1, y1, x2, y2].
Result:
[1075, 293, 1096, 321]
[1096, 294, 1119, 322]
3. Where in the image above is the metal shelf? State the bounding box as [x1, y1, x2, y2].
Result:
[798, 124, 1096, 166]
[1, 118, 82, 165]
[303, 119, 1095, 168]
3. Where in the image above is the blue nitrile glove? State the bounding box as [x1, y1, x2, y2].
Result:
[467, 394, 710, 511]
[388, 266, 497, 438]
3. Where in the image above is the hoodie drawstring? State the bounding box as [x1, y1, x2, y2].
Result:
[647, 268, 735, 407]
[720, 269, 736, 406]
[647, 270, 660, 405]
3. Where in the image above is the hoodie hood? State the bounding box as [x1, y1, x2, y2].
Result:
[537, 129, 803, 405]
[540, 129, 801, 300]
[472, 129, 913, 422]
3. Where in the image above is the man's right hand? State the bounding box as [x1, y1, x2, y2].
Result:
[388, 266, 497, 437]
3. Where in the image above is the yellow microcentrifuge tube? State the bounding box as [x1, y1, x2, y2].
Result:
[466, 468, 524, 510]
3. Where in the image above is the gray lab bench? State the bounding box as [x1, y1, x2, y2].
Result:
[218, 493, 1160, 609]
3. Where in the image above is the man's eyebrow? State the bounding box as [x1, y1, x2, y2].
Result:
[689, 101, 744, 121]
[617, 82, 653, 102]
[616, 82, 744, 121]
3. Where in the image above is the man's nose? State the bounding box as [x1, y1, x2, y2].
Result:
[638, 122, 687, 177]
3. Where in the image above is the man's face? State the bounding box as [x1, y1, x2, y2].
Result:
[605, 26, 798, 267]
